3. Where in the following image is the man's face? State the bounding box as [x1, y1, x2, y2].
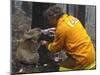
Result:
[48, 18, 57, 26]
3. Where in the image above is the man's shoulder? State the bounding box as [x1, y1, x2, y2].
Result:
[66, 15, 79, 27]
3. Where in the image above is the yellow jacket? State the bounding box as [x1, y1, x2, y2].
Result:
[48, 14, 95, 68]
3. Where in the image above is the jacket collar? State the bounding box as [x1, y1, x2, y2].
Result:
[57, 13, 68, 26]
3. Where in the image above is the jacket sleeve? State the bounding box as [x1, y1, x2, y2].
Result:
[48, 27, 66, 52]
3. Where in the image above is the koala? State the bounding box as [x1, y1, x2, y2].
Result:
[16, 28, 41, 65]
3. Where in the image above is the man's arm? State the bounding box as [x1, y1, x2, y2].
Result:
[48, 28, 66, 52]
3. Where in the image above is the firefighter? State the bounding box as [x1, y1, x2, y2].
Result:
[42, 5, 96, 71]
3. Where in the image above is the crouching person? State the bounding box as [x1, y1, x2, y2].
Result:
[42, 5, 96, 71]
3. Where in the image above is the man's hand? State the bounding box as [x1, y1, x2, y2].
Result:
[48, 27, 56, 34]
[41, 27, 56, 35]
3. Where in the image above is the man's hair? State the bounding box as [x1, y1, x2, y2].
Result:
[43, 5, 64, 20]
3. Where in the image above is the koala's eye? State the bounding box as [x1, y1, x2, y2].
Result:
[26, 29, 29, 31]
[26, 29, 29, 32]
